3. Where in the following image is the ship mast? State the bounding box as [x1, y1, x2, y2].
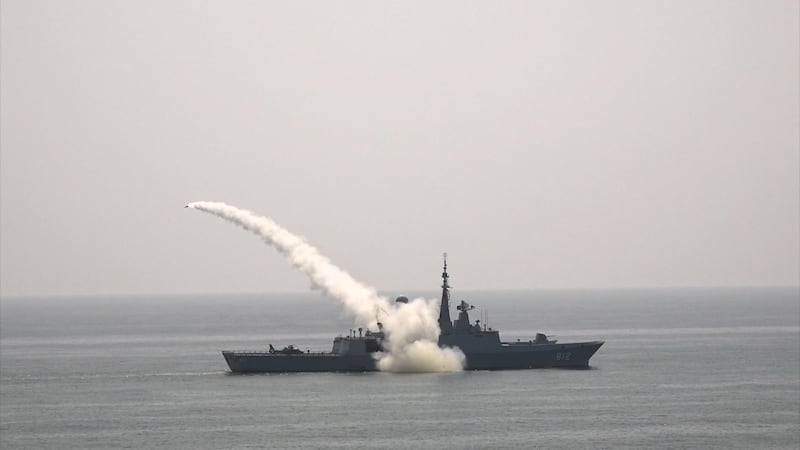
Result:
[438, 252, 454, 334]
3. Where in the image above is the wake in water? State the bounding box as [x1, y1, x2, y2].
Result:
[186, 201, 464, 373]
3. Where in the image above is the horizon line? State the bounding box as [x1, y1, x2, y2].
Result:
[2, 284, 799, 300]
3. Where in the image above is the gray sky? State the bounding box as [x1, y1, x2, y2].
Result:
[1, 0, 798, 297]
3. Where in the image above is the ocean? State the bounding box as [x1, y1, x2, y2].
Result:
[1, 288, 798, 449]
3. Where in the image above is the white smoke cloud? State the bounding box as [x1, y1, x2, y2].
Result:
[377, 298, 465, 372]
[186, 201, 464, 373]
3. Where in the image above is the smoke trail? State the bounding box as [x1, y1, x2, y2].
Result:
[186, 201, 464, 372]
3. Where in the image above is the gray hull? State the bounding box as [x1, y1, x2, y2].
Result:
[223, 351, 377, 373]
[222, 341, 603, 373]
[458, 341, 604, 370]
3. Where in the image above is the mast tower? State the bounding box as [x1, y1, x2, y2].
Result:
[438, 252, 454, 334]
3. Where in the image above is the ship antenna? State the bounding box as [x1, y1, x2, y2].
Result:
[438, 252, 454, 333]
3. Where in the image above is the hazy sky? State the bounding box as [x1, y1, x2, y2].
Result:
[1, 0, 798, 297]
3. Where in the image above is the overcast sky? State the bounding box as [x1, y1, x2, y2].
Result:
[1, 0, 798, 297]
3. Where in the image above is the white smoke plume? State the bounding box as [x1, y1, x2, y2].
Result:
[377, 298, 465, 372]
[186, 201, 464, 373]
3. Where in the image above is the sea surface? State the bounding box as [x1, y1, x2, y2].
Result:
[1, 288, 798, 449]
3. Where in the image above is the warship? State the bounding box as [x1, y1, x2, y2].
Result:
[222, 256, 604, 373]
